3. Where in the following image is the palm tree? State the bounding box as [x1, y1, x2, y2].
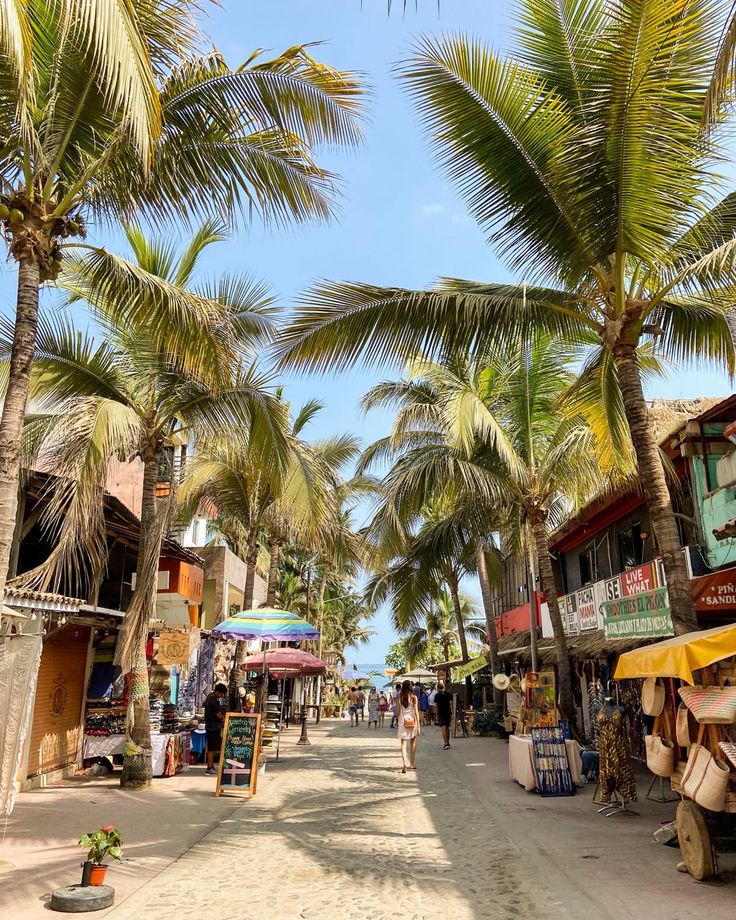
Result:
[279, 3, 736, 635]
[401, 588, 484, 669]
[13, 224, 285, 786]
[360, 337, 611, 722]
[0, 4, 363, 612]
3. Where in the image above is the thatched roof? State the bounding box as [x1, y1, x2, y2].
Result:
[497, 628, 658, 664]
[648, 397, 724, 444]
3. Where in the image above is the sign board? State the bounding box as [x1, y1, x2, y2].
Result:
[601, 587, 673, 638]
[692, 567, 736, 612]
[215, 713, 262, 798]
[575, 584, 601, 632]
[561, 594, 579, 635]
[454, 654, 489, 682]
[602, 560, 673, 639]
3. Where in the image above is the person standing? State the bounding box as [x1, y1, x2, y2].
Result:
[435, 681, 453, 750]
[418, 686, 430, 726]
[390, 682, 401, 729]
[203, 683, 227, 775]
[397, 679, 421, 773]
[348, 686, 360, 727]
[367, 688, 379, 729]
[356, 685, 366, 722]
[378, 691, 389, 727]
[427, 684, 437, 725]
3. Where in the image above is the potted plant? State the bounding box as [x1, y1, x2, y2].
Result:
[78, 825, 123, 885]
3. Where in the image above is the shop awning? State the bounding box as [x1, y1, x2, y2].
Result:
[239, 647, 326, 677]
[614, 622, 736, 684]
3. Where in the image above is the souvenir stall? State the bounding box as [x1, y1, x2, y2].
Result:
[615, 623, 736, 880]
[82, 625, 207, 777]
[504, 670, 584, 794]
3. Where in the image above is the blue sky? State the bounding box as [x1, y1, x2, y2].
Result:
[3, 0, 734, 663]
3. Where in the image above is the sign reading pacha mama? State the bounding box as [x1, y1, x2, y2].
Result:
[601, 560, 674, 639]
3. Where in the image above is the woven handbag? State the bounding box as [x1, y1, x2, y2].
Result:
[679, 686, 736, 724]
[645, 734, 675, 777]
[676, 703, 692, 748]
[682, 743, 730, 812]
[642, 678, 665, 716]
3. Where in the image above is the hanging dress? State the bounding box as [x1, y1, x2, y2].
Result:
[597, 706, 637, 803]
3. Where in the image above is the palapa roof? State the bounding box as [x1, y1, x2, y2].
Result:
[497, 628, 657, 664]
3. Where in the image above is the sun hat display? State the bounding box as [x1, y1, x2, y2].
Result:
[493, 673, 511, 691]
[641, 677, 665, 716]
[644, 734, 675, 777]
[679, 685, 736, 725]
[508, 674, 522, 693]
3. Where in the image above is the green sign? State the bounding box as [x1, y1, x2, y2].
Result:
[454, 654, 489, 681]
[601, 587, 674, 639]
[215, 712, 261, 798]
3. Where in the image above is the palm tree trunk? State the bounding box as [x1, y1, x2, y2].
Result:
[265, 538, 280, 607]
[612, 343, 698, 634]
[530, 515, 576, 728]
[244, 546, 258, 609]
[475, 539, 502, 706]
[447, 572, 472, 708]
[0, 258, 41, 617]
[120, 456, 160, 788]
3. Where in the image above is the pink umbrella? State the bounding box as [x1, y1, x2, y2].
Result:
[239, 647, 326, 679]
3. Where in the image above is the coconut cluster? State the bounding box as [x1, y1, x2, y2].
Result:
[0, 199, 87, 281]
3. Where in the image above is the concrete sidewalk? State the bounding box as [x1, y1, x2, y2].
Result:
[5, 721, 736, 919]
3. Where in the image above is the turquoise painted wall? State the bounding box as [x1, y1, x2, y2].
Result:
[692, 423, 736, 568]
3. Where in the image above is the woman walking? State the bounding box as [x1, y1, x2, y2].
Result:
[397, 679, 421, 773]
[367, 688, 379, 729]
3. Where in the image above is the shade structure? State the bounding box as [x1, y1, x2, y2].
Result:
[398, 668, 435, 681]
[614, 623, 736, 685]
[212, 607, 320, 642]
[341, 668, 370, 681]
[239, 648, 326, 678]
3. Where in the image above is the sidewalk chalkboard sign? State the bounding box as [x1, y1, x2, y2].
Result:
[531, 725, 575, 797]
[215, 713, 262, 798]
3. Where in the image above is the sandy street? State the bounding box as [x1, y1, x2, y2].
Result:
[84, 719, 736, 920]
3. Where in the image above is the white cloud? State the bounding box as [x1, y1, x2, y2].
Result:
[421, 203, 446, 216]
[451, 213, 470, 226]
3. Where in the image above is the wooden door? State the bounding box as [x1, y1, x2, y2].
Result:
[27, 626, 90, 777]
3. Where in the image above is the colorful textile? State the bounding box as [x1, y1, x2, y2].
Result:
[597, 707, 637, 804]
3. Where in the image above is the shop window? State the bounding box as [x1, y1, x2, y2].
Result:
[618, 522, 644, 569]
[579, 544, 597, 585]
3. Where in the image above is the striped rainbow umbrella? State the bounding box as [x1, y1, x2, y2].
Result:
[212, 607, 320, 642]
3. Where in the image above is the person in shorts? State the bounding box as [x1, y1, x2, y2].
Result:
[348, 686, 360, 726]
[435, 681, 453, 749]
[204, 683, 227, 774]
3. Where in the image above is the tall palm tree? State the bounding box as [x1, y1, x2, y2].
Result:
[279, 2, 736, 635]
[401, 588, 484, 669]
[360, 337, 611, 722]
[12, 224, 285, 786]
[0, 4, 364, 612]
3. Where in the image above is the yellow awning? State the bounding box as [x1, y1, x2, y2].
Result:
[614, 622, 736, 685]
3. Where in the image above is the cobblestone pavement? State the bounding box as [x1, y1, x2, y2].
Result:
[104, 721, 736, 920]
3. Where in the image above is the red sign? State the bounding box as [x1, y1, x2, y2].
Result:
[692, 568, 736, 612]
[621, 562, 656, 597]
[494, 595, 544, 638]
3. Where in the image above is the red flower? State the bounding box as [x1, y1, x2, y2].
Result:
[100, 825, 114, 833]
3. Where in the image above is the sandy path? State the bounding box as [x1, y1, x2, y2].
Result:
[104, 722, 572, 920]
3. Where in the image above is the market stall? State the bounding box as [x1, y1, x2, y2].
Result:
[615, 623, 736, 880]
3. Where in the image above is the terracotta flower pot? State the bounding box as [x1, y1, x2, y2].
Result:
[89, 864, 108, 886]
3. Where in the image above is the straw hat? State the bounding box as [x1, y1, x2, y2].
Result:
[492, 673, 511, 691]
[508, 674, 522, 693]
[642, 677, 665, 716]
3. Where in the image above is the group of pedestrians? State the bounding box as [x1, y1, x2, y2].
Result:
[345, 679, 453, 774]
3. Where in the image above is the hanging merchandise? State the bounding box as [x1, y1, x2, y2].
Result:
[641, 677, 665, 716]
[682, 743, 729, 812]
[678, 685, 736, 725]
[588, 679, 605, 746]
[597, 702, 637, 804]
[531, 726, 576, 796]
[644, 734, 675, 777]
[157, 631, 192, 666]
